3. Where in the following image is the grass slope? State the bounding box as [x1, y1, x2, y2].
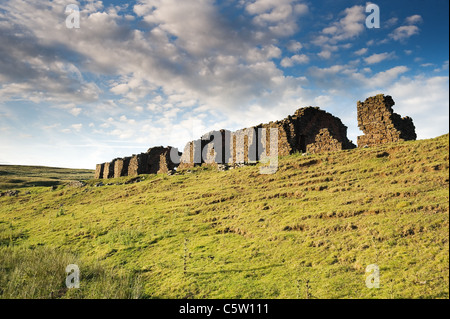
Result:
[0, 165, 94, 190]
[0, 135, 448, 299]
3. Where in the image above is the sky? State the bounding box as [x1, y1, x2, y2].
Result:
[0, 0, 448, 169]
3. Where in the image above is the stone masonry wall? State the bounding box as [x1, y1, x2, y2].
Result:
[97, 146, 180, 179]
[357, 94, 417, 147]
[94, 163, 104, 179]
[178, 106, 356, 169]
[306, 128, 343, 153]
[114, 157, 131, 178]
[103, 160, 115, 179]
[95, 95, 415, 177]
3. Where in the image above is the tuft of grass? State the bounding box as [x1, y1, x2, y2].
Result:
[0, 246, 144, 299]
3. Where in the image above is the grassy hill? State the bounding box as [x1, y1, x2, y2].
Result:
[0, 135, 448, 299]
[0, 165, 94, 190]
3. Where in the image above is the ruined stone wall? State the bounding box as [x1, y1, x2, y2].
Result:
[103, 160, 115, 179]
[306, 128, 342, 153]
[179, 130, 233, 169]
[127, 154, 145, 177]
[232, 128, 259, 164]
[357, 94, 417, 147]
[177, 107, 355, 169]
[294, 107, 355, 151]
[260, 121, 292, 156]
[95, 95, 415, 177]
[147, 147, 167, 174]
[114, 157, 131, 178]
[179, 142, 194, 170]
[94, 163, 104, 179]
[157, 151, 171, 174]
[97, 146, 179, 179]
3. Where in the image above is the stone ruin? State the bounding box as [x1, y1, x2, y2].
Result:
[95, 94, 416, 178]
[177, 106, 356, 169]
[306, 128, 344, 154]
[357, 94, 416, 147]
[94, 146, 181, 179]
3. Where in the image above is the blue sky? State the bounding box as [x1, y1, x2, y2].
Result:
[0, 0, 448, 169]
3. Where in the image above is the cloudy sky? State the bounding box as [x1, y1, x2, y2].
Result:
[0, 0, 448, 168]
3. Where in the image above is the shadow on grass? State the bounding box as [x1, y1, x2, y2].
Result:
[0, 179, 61, 189]
[4, 179, 25, 184]
[187, 263, 283, 276]
[22, 181, 61, 187]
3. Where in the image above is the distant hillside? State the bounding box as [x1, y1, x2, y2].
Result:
[0, 135, 448, 299]
[0, 165, 94, 190]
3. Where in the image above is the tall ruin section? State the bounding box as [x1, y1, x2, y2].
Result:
[178, 107, 356, 169]
[94, 146, 180, 179]
[357, 94, 417, 147]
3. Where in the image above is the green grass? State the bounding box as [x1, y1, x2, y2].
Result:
[0, 165, 94, 190]
[0, 134, 448, 299]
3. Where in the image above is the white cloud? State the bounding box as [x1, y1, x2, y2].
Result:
[309, 64, 409, 90]
[253, 4, 293, 25]
[317, 50, 332, 59]
[71, 124, 83, 132]
[0, 2, 102, 104]
[280, 54, 309, 67]
[367, 66, 409, 87]
[42, 123, 61, 131]
[389, 25, 420, 41]
[385, 14, 422, 43]
[69, 108, 82, 117]
[52, 104, 83, 117]
[364, 52, 396, 65]
[349, 66, 409, 88]
[354, 48, 368, 56]
[246, 0, 308, 21]
[311, 5, 365, 58]
[434, 60, 449, 72]
[314, 95, 333, 107]
[246, 45, 282, 62]
[0, 0, 317, 124]
[320, 5, 365, 43]
[110, 83, 129, 95]
[249, 0, 309, 36]
[405, 15, 423, 25]
[287, 40, 303, 52]
[385, 17, 398, 28]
